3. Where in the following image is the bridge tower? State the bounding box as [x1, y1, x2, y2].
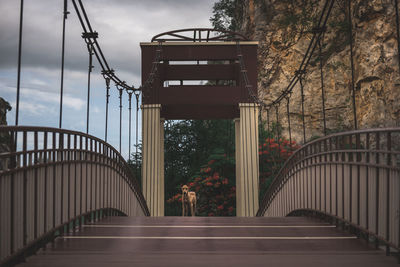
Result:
[141, 29, 259, 216]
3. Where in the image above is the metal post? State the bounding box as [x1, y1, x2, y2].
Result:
[15, 0, 24, 126]
[103, 75, 110, 142]
[318, 38, 327, 135]
[134, 92, 140, 177]
[275, 105, 280, 150]
[395, 0, 400, 75]
[118, 87, 123, 154]
[286, 97, 292, 144]
[86, 43, 93, 134]
[127, 90, 133, 161]
[348, 0, 357, 130]
[59, 0, 69, 128]
[299, 76, 306, 143]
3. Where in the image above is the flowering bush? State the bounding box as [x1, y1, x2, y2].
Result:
[259, 137, 300, 198]
[166, 136, 300, 216]
[167, 152, 236, 216]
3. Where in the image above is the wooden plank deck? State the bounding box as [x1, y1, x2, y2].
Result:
[19, 216, 398, 266]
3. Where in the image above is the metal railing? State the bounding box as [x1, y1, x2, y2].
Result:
[257, 128, 400, 253]
[0, 126, 149, 265]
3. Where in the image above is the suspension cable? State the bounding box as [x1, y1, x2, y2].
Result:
[134, 91, 140, 177]
[59, 0, 69, 128]
[297, 70, 306, 143]
[15, 0, 24, 126]
[102, 72, 111, 141]
[347, 0, 357, 130]
[83, 37, 95, 134]
[266, 0, 335, 108]
[117, 85, 124, 154]
[286, 96, 292, 144]
[127, 90, 133, 161]
[71, 0, 137, 91]
[318, 32, 327, 136]
[396, 0, 400, 75]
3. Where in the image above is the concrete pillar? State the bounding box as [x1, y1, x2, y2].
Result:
[159, 118, 165, 216]
[141, 104, 162, 216]
[237, 103, 259, 216]
[234, 118, 244, 216]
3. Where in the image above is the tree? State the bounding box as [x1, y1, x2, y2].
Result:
[210, 0, 242, 31]
[163, 120, 235, 216]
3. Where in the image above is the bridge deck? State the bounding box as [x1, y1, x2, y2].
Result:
[20, 217, 397, 267]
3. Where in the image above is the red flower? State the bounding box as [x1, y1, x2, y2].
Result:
[222, 178, 229, 185]
[189, 182, 195, 187]
[213, 172, 220, 179]
[217, 205, 224, 210]
[270, 143, 278, 148]
[228, 207, 234, 212]
[206, 182, 213, 186]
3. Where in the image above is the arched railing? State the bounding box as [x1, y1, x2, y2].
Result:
[257, 128, 400, 253]
[151, 28, 249, 42]
[0, 126, 149, 265]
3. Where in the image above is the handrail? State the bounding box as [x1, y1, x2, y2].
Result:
[257, 128, 400, 253]
[0, 126, 149, 265]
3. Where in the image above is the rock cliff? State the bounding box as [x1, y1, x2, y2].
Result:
[0, 97, 11, 126]
[238, 0, 400, 141]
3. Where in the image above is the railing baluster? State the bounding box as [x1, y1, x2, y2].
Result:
[256, 128, 400, 258]
[386, 132, 391, 255]
[43, 131, 48, 234]
[22, 131, 27, 246]
[375, 132, 380, 248]
[366, 132, 370, 234]
[34, 131, 38, 240]
[52, 132, 56, 230]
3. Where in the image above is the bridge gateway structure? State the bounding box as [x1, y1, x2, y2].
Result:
[140, 28, 260, 217]
[1, 0, 400, 265]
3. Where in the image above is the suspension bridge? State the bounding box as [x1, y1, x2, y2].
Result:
[0, 0, 400, 266]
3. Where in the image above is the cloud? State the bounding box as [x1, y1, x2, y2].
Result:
[0, 0, 216, 82]
[10, 100, 51, 116]
[0, 0, 217, 158]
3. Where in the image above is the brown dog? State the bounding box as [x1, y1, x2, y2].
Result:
[181, 185, 197, 216]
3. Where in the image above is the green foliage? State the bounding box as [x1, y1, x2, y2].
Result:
[164, 120, 235, 216]
[277, 0, 319, 33]
[127, 143, 142, 187]
[130, 118, 301, 216]
[167, 151, 236, 216]
[210, 0, 242, 31]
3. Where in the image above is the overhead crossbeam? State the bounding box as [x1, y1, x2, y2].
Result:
[140, 40, 258, 119]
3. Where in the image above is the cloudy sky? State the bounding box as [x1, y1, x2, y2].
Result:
[0, 0, 217, 158]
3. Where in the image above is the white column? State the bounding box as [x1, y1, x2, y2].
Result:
[238, 103, 259, 216]
[159, 118, 165, 216]
[141, 104, 162, 216]
[234, 118, 244, 217]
